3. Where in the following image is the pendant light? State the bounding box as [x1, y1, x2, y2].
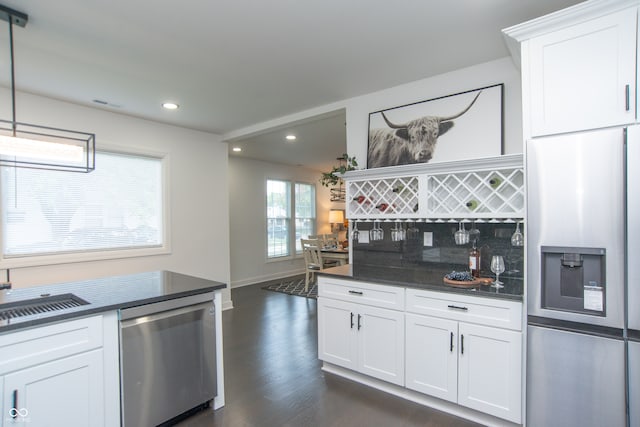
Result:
[0, 4, 95, 172]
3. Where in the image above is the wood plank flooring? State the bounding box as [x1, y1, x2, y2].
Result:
[176, 281, 483, 427]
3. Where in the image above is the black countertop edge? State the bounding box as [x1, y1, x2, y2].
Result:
[318, 265, 523, 302]
[527, 315, 624, 339]
[626, 329, 640, 342]
[0, 271, 226, 334]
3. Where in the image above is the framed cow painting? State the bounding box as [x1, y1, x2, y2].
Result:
[366, 83, 503, 169]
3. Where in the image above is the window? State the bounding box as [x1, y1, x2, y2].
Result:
[266, 179, 315, 259]
[295, 183, 315, 253]
[266, 179, 290, 258]
[1, 151, 164, 260]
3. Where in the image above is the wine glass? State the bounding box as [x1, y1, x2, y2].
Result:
[406, 221, 420, 240]
[351, 221, 359, 243]
[510, 222, 524, 247]
[490, 255, 505, 289]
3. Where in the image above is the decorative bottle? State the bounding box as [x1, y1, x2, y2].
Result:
[469, 242, 481, 278]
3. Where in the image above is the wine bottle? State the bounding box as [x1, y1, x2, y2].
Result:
[469, 242, 481, 278]
[376, 203, 389, 212]
[392, 184, 405, 193]
[352, 195, 370, 205]
[466, 200, 478, 210]
[489, 176, 502, 189]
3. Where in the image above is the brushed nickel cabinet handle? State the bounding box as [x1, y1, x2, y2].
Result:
[626, 84, 630, 111]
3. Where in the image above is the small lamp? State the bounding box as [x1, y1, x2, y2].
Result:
[329, 209, 345, 233]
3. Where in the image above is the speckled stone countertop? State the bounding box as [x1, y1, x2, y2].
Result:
[319, 264, 523, 302]
[0, 271, 226, 333]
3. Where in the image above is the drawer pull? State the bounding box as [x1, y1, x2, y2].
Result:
[357, 314, 362, 330]
[348, 290, 363, 296]
[447, 304, 468, 311]
[461, 334, 465, 355]
[450, 332, 454, 352]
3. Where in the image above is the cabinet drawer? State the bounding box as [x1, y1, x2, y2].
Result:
[0, 315, 104, 375]
[406, 289, 522, 331]
[318, 277, 405, 310]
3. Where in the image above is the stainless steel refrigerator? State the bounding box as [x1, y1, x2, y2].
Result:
[526, 126, 638, 426]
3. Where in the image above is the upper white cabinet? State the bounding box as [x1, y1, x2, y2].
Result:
[504, 1, 639, 137]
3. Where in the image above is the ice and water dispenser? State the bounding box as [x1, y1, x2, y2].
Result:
[541, 246, 606, 315]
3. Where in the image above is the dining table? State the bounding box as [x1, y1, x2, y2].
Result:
[320, 247, 350, 266]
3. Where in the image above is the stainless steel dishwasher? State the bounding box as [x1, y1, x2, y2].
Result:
[120, 292, 216, 427]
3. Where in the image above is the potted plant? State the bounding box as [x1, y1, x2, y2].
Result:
[319, 154, 358, 187]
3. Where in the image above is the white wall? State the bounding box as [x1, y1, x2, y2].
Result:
[0, 89, 232, 308]
[229, 156, 334, 287]
[344, 57, 523, 161]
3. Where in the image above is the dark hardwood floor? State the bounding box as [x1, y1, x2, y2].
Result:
[177, 281, 483, 427]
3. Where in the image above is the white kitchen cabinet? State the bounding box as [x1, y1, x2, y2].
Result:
[505, 3, 638, 137]
[405, 313, 522, 424]
[3, 350, 104, 427]
[457, 322, 521, 423]
[317, 298, 358, 370]
[405, 313, 458, 402]
[405, 289, 522, 424]
[0, 313, 120, 427]
[318, 278, 405, 386]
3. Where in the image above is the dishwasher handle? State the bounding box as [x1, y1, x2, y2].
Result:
[120, 300, 213, 329]
[120, 292, 214, 321]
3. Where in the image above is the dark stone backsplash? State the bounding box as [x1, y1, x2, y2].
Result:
[352, 221, 524, 279]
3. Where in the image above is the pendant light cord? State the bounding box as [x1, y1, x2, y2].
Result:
[8, 17, 16, 136]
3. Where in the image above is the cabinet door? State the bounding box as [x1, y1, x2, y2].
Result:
[3, 349, 104, 427]
[405, 313, 458, 402]
[357, 305, 405, 386]
[317, 298, 358, 370]
[457, 323, 522, 424]
[528, 8, 637, 136]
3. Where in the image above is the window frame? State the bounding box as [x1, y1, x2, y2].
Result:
[265, 179, 292, 260]
[265, 178, 316, 262]
[0, 144, 171, 269]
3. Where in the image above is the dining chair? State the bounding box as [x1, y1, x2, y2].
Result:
[301, 238, 324, 291]
[323, 233, 339, 248]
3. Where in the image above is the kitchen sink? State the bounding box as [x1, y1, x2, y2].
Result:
[0, 294, 89, 321]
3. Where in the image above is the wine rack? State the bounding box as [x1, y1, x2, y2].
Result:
[427, 168, 524, 219]
[343, 154, 524, 220]
[347, 176, 419, 219]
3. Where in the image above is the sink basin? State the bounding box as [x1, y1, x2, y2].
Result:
[0, 294, 89, 321]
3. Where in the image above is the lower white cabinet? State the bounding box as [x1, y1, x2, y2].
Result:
[318, 277, 524, 425]
[406, 313, 522, 423]
[0, 313, 120, 427]
[3, 350, 104, 426]
[318, 281, 405, 386]
[318, 297, 405, 386]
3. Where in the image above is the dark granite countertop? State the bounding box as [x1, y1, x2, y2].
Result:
[0, 271, 226, 333]
[319, 264, 523, 302]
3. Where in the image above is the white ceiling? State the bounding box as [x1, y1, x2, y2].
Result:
[0, 0, 583, 172]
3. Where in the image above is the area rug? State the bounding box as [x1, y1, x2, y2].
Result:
[262, 277, 317, 299]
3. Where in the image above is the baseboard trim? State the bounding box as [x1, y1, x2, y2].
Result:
[230, 269, 305, 288]
[320, 363, 519, 427]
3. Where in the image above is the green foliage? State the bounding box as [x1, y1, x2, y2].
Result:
[319, 154, 358, 187]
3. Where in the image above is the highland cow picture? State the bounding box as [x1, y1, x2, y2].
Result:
[367, 84, 503, 169]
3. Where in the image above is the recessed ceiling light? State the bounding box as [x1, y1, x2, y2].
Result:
[232, 147, 242, 152]
[285, 135, 296, 141]
[162, 102, 179, 110]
